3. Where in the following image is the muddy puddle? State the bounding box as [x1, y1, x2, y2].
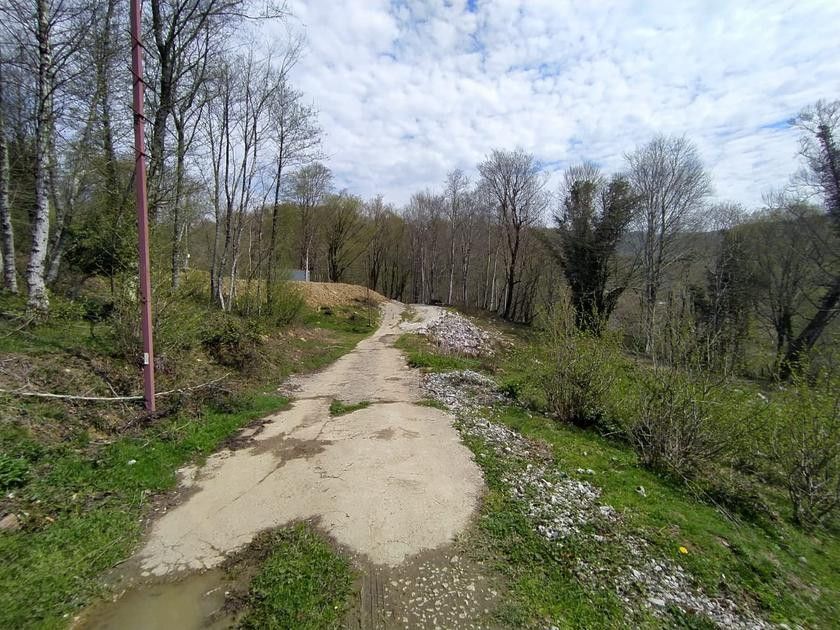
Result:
[78, 570, 240, 630]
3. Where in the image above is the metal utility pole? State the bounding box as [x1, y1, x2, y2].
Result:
[130, 0, 156, 411]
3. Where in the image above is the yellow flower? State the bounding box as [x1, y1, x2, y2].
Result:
[678, 546, 689, 554]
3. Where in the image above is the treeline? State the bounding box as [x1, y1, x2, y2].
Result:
[0, 0, 837, 379]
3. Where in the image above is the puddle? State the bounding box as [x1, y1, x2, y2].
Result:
[79, 570, 239, 630]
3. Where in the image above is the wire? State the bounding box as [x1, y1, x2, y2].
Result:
[0, 373, 231, 402]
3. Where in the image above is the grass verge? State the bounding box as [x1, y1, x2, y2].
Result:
[410, 310, 839, 627]
[236, 524, 354, 630]
[394, 333, 484, 372]
[0, 394, 288, 629]
[465, 404, 840, 628]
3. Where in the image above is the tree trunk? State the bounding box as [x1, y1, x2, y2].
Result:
[502, 228, 520, 320]
[780, 275, 840, 378]
[171, 121, 186, 288]
[461, 246, 470, 306]
[447, 231, 455, 304]
[27, 0, 53, 311]
[266, 137, 284, 305]
[0, 59, 16, 293]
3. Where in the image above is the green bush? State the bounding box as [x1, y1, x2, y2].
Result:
[233, 282, 305, 327]
[109, 276, 205, 361]
[618, 368, 752, 479]
[47, 295, 86, 322]
[539, 301, 623, 428]
[200, 313, 262, 370]
[770, 379, 840, 528]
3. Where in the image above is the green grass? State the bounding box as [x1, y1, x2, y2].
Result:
[0, 290, 380, 629]
[302, 304, 379, 335]
[238, 524, 354, 630]
[394, 333, 484, 372]
[329, 399, 371, 416]
[475, 405, 840, 628]
[0, 394, 289, 629]
[409, 311, 839, 627]
[462, 421, 636, 628]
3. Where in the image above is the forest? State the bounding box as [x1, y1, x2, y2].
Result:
[1, 1, 837, 379]
[0, 0, 839, 628]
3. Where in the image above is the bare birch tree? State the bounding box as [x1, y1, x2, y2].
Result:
[626, 135, 711, 353]
[0, 54, 17, 293]
[265, 44, 321, 302]
[287, 162, 331, 281]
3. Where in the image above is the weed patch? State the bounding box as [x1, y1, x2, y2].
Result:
[237, 524, 354, 630]
[394, 333, 484, 372]
[329, 400, 371, 416]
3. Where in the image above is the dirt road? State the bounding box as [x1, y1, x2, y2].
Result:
[138, 301, 484, 576]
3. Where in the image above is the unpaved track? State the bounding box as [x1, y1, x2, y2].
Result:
[138, 302, 483, 576]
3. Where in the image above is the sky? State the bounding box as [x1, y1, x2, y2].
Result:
[264, 0, 840, 208]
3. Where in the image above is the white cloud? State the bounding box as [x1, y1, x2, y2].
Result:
[262, 0, 840, 208]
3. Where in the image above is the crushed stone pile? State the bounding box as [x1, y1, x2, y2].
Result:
[405, 310, 495, 357]
[421, 368, 771, 629]
[508, 463, 618, 541]
[422, 371, 504, 415]
[609, 540, 770, 629]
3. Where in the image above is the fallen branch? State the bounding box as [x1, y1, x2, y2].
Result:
[0, 373, 232, 402]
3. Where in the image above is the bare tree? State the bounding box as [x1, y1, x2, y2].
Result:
[287, 162, 331, 280]
[444, 168, 468, 304]
[322, 192, 364, 282]
[168, 20, 215, 289]
[0, 0, 91, 310]
[147, 0, 239, 219]
[405, 190, 444, 303]
[458, 186, 481, 306]
[478, 148, 547, 320]
[203, 51, 276, 308]
[364, 194, 389, 291]
[626, 135, 711, 353]
[265, 45, 321, 302]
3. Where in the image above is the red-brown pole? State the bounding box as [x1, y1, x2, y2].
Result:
[130, 0, 155, 411]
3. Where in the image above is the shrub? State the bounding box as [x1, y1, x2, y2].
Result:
[770, 380, 840, 528]
[109, 275, 205, 361]
[232, 282, 305, 328]
[200, 313, 262, 370]
[619, 368, 753, 479]
[48, 295, 86, 322]
[539, 300, 622, 428]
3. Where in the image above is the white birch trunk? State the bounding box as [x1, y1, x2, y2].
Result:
[27, 0, 53, 311]
[0, 62, 16, 293]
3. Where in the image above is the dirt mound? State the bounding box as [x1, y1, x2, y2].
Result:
[297, 282, 387, 309]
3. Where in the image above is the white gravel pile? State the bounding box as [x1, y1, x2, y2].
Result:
[506, 463, 617, 541]
[610, 539, 771, 629]
[405, 310, 494, 357]
[423, 370, 505, 416]
[424, 370, 614, 540]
